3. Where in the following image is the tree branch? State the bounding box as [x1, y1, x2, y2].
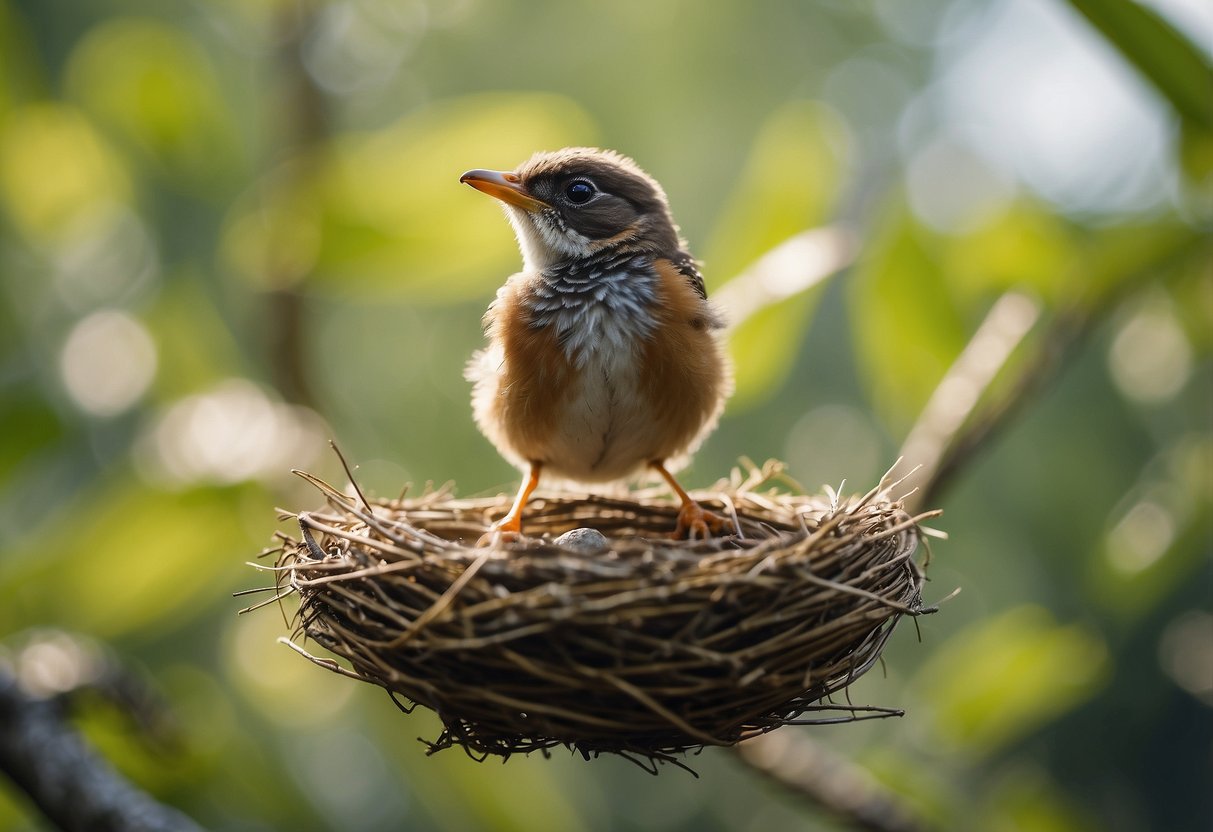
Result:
[263, 0, 328, 409]
[897, 292, 1042, 512]
[0, 667, 202, 832]
[715, 226, 859, 333]
[735, 732, 932, 832]
[902, 231, 1208, 512]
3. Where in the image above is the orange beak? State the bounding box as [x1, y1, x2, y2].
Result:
[459, 169, 549, 212]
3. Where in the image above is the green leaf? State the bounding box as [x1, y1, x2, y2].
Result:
[848, 202, 968, 432]
[705, 99, 850, 283]
[0, 477, 264, 638]
[914, 606, 1109, 755]
[1065, 0, 1213, 132]
[720, 228, 857, 408]
[942, 200, 1076, 306]
[1089, 435, 1213, 617]
[984, 767, 1100, 832]
[65, 18, 244, 191]
[1178, 122, 1213, 183]
[728, 292, 818, 408]
[1079, 219, 1208, 301]
[0, 103, 131, 243]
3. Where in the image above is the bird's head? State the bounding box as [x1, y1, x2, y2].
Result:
[460, 148, 682, 270]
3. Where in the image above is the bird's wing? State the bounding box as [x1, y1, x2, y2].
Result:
[668, 251, 708, 300]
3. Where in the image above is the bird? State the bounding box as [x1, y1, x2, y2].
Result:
[460, 147, 733, 542]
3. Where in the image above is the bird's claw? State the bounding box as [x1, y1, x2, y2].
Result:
[477, 521, 522, 548]
[671, 501, 732, 540]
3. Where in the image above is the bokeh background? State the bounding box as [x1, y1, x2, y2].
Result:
[1, 0, 1210, 829]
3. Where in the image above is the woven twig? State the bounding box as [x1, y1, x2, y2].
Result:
[251, 463, 937, 769]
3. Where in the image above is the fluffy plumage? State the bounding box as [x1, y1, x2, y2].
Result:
[461, 148, 732, 538]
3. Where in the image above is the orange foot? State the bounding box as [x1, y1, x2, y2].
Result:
[672, 500, 732, 540]
[477, 462, 541, 547]
[651, 459, 733, 540]
[476, 521, 521, 547]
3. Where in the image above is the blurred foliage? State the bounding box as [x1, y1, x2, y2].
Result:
[226, 93, 600, 296]
[916, 605, 1110, 754]
[1065, 0, 1213, 131]
[705, 100, 849, 282]
[711, 100, 849, 407]
[0, 0, 1211, 830]
[0, 103, 131, 243]
[65, 18, 246, 191]
[849, 202, 969, 430]
[316, 94, 595, 296]
[0, 478, 263, 638]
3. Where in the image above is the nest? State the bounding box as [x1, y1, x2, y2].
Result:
[253, 463, 937, 770]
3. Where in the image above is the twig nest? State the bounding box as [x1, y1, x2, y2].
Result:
[260, 463, 936, 769]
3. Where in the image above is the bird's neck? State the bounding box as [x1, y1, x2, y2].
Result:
[540, 246, 648, 279]
[524, 249, 663, 366]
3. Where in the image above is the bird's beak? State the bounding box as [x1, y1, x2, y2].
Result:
[459, 169, 549, 212]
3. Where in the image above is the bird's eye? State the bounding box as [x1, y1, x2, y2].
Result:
[564, 180, 595, 205]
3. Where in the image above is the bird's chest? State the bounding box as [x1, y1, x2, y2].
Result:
[524, 265, 660, 368]
[544, 347, 652, 481]
[519, 265, 662, 479]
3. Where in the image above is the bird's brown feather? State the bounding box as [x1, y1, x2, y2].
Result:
[639, 258, 731, 463]
[472, 279, 578, 467]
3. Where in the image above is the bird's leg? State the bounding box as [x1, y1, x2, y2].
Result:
[651, 460, 732, 540]
[479, 462, 542, 546]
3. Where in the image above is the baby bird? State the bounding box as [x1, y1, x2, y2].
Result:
[461, 148, 732, 541]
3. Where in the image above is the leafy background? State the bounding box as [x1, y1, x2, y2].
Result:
[0, 0, 1210, 829]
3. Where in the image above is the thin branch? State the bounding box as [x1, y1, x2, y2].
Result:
[735, 732, 932, 832]
[901, 232, 1209, 512]
[264, 0, 327, 409]
[910, 303, 1076, 512]
[897, 292, 1041, 510]
[715, 226, 859, 333]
